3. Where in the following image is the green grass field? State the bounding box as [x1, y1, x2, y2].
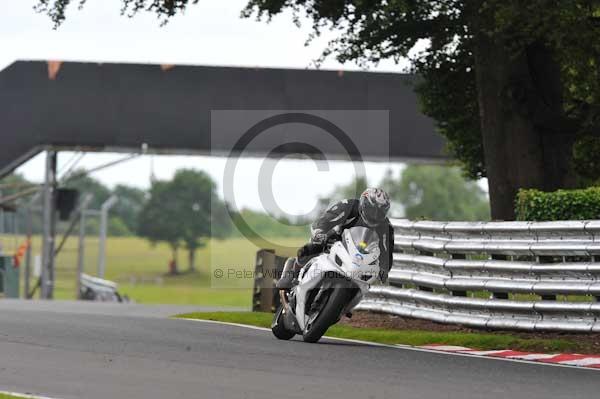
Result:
[0, 394, 36, 399]
[175, 311, 595, 354]
[1, 234, 304, 307]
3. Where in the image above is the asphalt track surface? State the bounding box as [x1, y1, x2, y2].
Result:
[0, 300, 598, 399]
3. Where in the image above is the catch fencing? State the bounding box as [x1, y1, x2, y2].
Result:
[356, 219, 600, 332]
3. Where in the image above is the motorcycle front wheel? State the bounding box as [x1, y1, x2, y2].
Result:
[271, 304, 296, 340]
[302, 281, 354, 343]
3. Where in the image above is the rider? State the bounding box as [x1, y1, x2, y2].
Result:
[277, 188, 394, 289]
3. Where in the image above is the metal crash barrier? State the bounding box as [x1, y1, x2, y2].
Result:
[356, 219, 600, 332]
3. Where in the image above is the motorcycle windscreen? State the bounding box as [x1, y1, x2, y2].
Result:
[344, 226, 380, 262]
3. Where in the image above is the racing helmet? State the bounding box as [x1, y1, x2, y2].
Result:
[359, 188, 390, 227]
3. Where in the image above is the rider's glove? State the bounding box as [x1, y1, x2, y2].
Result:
[297, 242, 322, 260]
[311, 233, 328, 246]
[312, 226, 341, 246]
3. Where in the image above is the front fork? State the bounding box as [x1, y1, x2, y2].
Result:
[279, 289, 289, 309]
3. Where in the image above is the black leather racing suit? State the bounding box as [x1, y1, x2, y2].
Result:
[297, 199, 395, 283]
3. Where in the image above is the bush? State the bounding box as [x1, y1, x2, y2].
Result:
[109, 217, 133, 237]
[515, 187, 600, 221]
[84, 216, 132, 236]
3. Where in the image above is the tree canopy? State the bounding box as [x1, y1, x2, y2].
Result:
[137, 169, 230, 272]
[35, 0, 199, 27]
[137, 180, 185, 267]
[382, 165, 490, 221]
[63, 170, 111, 209]
[64, 170, 146, 236]
[0, 173, 36, 212]
[318, 166, 489, 221]
[229, 208, 309, 238]
[112, 184, 147, 233]
[37, 0, 600, 220]
[239, 0, 600, 219]
[320, 175, 368, 205]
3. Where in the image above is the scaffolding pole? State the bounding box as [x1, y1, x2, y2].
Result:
[76, 194, 93, 300]
[40, 150, 57, 300]
[97, 195, 118, 278]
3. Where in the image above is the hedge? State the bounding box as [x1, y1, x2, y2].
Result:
[515, 187, 600, 221]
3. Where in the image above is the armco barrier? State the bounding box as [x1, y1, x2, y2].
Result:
[356, 219, 600, 332]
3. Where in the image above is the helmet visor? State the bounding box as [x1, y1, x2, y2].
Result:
[362, 205, 388, 225]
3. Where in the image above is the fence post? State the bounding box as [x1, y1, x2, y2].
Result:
[23, 193, 40, 299]
[416, 249, 435, 292]
[253, 249, 277, 312]
[259, 251, 276, 312]
[97, 195, 118, 278]
[450, 253, 467, 297]
[490, 254, 509, 299]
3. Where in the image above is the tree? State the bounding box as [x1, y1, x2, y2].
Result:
[38, 1, 600, 220]
[63, 170, 111, 210]
[379, 169, 405, 217]
[137, 170, 230, 273]
[0, 173, 34, 198]
[137, 181, 183, 273]
[320, 175, 368, 205]
[335, 175, 368, 201]
[83, 215, 132, 236]
[383, 165, 490, 221]
[0, 173, 37, 213]
[169, 169, 230, 272]
[35, 0, 196, 27]
[240, 0, 600, 221]
[112, 185, 147, 233]
[64, 170, 144, 236]
[311, 175, 368, 221]
[229, 208, 309, 238]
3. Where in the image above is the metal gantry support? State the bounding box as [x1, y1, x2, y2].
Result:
[16, 149, 134, 299]
[24, 192, 41, 299]
[0, 189, 4, 236]
[97, 195, 118, 279]
[76, 194, 94, 300]
[40, 150, 57, 300]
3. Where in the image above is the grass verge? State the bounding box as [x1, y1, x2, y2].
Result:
[0, 393, 43, 399]
[175, 311, 597, 354]
[1, 234, 302, 307]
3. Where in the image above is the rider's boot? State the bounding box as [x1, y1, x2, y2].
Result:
[277, 258, 303, 289]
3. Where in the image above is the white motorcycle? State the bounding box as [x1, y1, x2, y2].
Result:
[272, 226, 381, 343]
